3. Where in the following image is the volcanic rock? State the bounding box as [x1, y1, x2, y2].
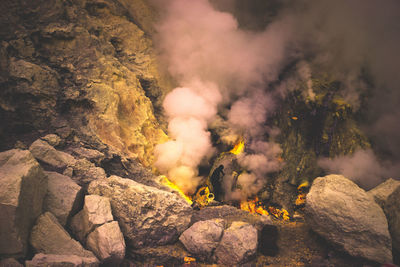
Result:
[368, 178, 400, 209]
[305, 174, 392, 263]
[30, 212, 96, 259]
[86, 221, 125, 264]
[88, 175, 193, 248]
[128, 244, 190, 266]
[69, 147, 105, 164]
[179, 219, 225, 261]
[214, 221, 258, 265]
[43, 171, 83, 226]
[385, 186, 400, 253]
[29, 139, 76, 170]
[0, 149, 47, 257]
[70, 195, 113, 243]
[70, 158, 106, 187]
[40, 134, 61, 147]
[25, 253, 98, 267]
[0, 258, 23, 267]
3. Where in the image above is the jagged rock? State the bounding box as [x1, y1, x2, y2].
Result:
[29, 140, 76, 169]
[128, 244, 189, 266]
[214, 221, 258, 265]
[43, 171, 83, 226]
[179, 219, 225, 261]
[368, 178, 400, 209]
[70, 195, 113, 243]
[0, 258, 23, 267]
[70, 158, 106, 186]
[69, 147, 105, 164]
[86, 221, 125, 264]
[385, 186, 400, 253]
[40, 134, 61, 147]
[88, 175, 192, 248]
[25, 253, 98, 267]
[0, 149, 47, 257]
[305, 174, 392, 263]
[30, 212, 96, 259]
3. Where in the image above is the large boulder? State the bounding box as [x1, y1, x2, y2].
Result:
[179, 219, 225, 261]
[0, 149, 47, 257]
[25, 253, 98, 267]
[368, 178, 400, 209]
[305, 174, 392, 264]
[43, 171, 83, 226]
[70, 195, 113, 243]
[88, 175, 193, 248]
[29, 139, 76, 169]
[214, 221, 258, 265]
[70, 158, 106, 186]
[385, 186, 400, 253]
[86, 221, 126, 264]
[30, 212, 97, 259]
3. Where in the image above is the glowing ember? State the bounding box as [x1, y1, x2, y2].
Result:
[159, 175, 193, 205]
[230, 138, 245, 155]
[295, 193, 307, 206]
[297, 181, 309, 191]
[240, 197, 269, 216]
[268, 207, 290, 221]
[295, 181, 309, 206]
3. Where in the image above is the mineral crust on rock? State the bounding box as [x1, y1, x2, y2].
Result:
[0, 149, 47, 257]
[305, 174, 392, 263]
[385, 186, 400, 253]
[88, 175, 192, 248]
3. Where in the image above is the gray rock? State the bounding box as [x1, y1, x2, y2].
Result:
[88, 175, 193, 248]
[368, 178, 400, 209]
[0, 149, 47, 257]
[70, 159, 106, 186]
[30, 212, 96, 259]
[69, 147, 105, 164]
[0, 258, 23, 267]
[29, 140, 76, 169]
[86, 221, 125, 264]
[179, 219, 225, 261]
[385, 186, 400, 253]
[305, 174, 392, 263]
[40, 134, 62, 147]
[70, 195, 113, 243]
[127, 244, 189, 266]
[25, 253, 99, 267]
[44, 171, 83, 226]
[214, 221, 258, 265]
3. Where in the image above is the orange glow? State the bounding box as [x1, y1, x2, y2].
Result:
[268, 206, 290, 221]
[295, 193, 307, 206]
[240, 197, 269, 216]
[159, 176, 193, 205]
[230, 138, 245, 155]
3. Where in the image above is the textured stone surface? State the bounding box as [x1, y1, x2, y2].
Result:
[40, 134, 61, 147]
[88, 175, 192, 248]
[30, 212, 96, 258]
[43, 171, 83, 226]
[385, 186, 400, 253]
[25, 253, 98, 267]
[215, 221, 258, 265]
[368, 178, 400, 209]
[70, 195, 113, 243]
[86, 221, 125, 264]
[70, 158, 106, 187]
[128, 244, 189, 266]
[305, 174, 392, 263]
[0, 258, 23, 267]
[0, 149, 47, 257]
[179, 219, 225, 260]
[29, 139, 76, 169]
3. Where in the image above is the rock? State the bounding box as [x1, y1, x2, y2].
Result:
[43, 171, 83, 226]
[0, 258, 23, 267]
[30, 212, 96, 258]
[71, 159, 106, 186]
[214, 221, 258, 265]
[86, 221, 125, 264]
[179, 219, 225, 261]
[128, 244, 189, 266]
[25, 253, 98, 267]
[385, 186, 400, 253]
[29, 140, 76, 169]
[70, 195, 113, 243]
[88, 175, 193, 248]
[368, 178, 400, 209]
[0, 149, 47, 257]
[305, 174, 392, 264]
[40, 134, 62, 147]
[69, 147, 105, 164]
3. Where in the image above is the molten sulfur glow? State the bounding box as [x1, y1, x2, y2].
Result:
[269, 207, 290, 221]
[230, 138, 245, 155]
[159, 175, 193, 205]
[240, 197, 269, 216]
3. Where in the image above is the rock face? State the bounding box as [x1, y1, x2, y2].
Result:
[368, 178, 400, 209]
[88, 175, 192, 248]
[305, 174, 392, 263]
[43, 171, 83, 226]
[70, 158, 106, 186]
[29, 139, 76, 169]
[30, 212, 96, 259]
[179, 219, 225, 261]
[214, 221, 258, 265]
[385, 186, 400, 253]
[86, 221, 125, 264]
[0, 149, 47, 257]
[25, 253, 98, 267]
[0, 258, 23, 267]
